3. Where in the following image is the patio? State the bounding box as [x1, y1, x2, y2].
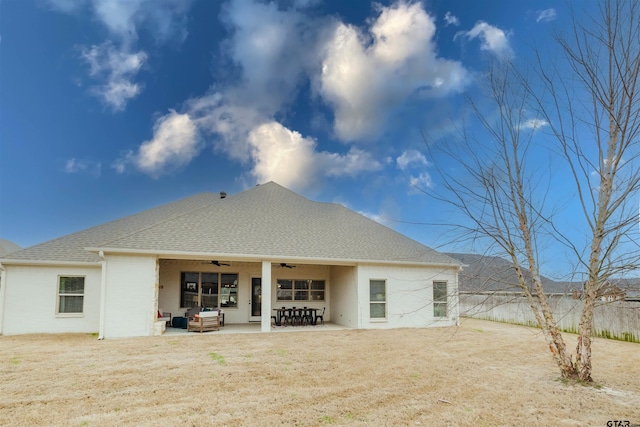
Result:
[163, 322, 345, 335]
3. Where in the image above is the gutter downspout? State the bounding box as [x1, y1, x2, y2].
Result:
[0, 263, 6, 335]
[98, 251, 107, 340]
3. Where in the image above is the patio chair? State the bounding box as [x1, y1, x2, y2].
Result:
[185, 306, 202, 321]
[290, 307, 303, 326]
[280, 307, 293, 326]
[314, 307, 325, 325]
[301, 307, 314, 326]
[158, 309, 171, 327]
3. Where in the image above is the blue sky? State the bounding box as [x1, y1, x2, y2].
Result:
[1, 0, 587, 277]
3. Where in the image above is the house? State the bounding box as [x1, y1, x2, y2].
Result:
[572, 281, 627, 302]
[0, 182, 461, 338]
[0, 239, 22, 257]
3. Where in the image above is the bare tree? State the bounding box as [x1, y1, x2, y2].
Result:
[427, 0, 640, 382]
[531, 0, 640, 382]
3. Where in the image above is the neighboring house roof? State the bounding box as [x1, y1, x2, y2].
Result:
[597, 282, 625, 297]
[447, 252, 571, 294]
[0, 239, 22, 257]
[2, 182, 461, 267]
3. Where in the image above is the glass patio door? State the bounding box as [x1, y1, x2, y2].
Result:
[250, 277, 262, 321]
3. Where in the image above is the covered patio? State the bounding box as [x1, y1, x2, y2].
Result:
[163, 321, 347, 335]
[156, 258, 354, 333]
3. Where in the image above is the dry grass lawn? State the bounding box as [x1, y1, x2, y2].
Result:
[1, 319, 639, 427]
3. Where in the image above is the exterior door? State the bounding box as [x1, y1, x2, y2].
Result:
[250, 277, 262, 321]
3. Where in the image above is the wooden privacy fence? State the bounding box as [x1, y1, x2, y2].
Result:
[459, 293, 640, 343]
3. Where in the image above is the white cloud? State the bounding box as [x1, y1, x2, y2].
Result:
[322, 147, 382, 177]
[247, 122, 382, 192]
[117, 0, 464, 192]
[318, 2, 469, 141]
[52, 0, 190, 110]
[219, 0, 315, 112]
[51, 0, 190, 45]
[187, 92, 267, 163]
[396, 150, 428, 170]
[114, 110, 199, 176]
[119, 96, 383, 190]
[396, 150, 432, 191]
[64, 158, 102, 177]
[519, 118, 549, 131]
[92, 0, 144, 44]
[456, 21, 513, 59]
[444, 11, 460, 26]
[81, 42, 146, 111]
[536, 9, 556, 23]
[409, 172, 433, 190]
[247, 122, 317, 190]
[357, 209, 392, 226]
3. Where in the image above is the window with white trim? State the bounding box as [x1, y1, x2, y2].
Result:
[181, 272, 238, 309]
[57, 276, 85, 314]
[369, 279, 386, 319]
[277, 279, 325, 301]
[433, 281, 447, 317]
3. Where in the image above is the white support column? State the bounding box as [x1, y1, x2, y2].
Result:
[261, 261, 272, 332]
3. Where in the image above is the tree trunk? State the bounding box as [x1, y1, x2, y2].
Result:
[575, 289, 595, 382]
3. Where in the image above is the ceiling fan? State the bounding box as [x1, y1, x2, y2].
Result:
[279, 263, 296, 269]
[204, 260, 230, 266]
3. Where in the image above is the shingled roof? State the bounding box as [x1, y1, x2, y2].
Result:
[2, 182, 460, 267]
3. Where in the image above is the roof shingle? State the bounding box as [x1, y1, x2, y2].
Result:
[3, 182, 460, 266]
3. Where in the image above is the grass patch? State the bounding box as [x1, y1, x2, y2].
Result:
[556, 376, 603, 389]
[318, 415, 336, 424]
[209, 352, 225, 364]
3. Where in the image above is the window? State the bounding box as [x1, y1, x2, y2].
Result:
[220, 274, 238, 308]
[201, 272, 219, 308]
[181, 272, 199, 308]
[369, 279, 386, 319]
[310, 280, 325, 301]
[277, 279, 324, 301]
[57, 276, 85, 314]
[433, 281, 447, 317]
[277, 279, 293, 300]
[181, 272, 238, 309]
[294, 280, 309, 301]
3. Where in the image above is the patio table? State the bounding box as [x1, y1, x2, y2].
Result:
[273, 307, 318, 326]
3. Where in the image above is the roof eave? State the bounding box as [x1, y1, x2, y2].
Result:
[0, 259, 102, 267]
[85, 247, 461, 268]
